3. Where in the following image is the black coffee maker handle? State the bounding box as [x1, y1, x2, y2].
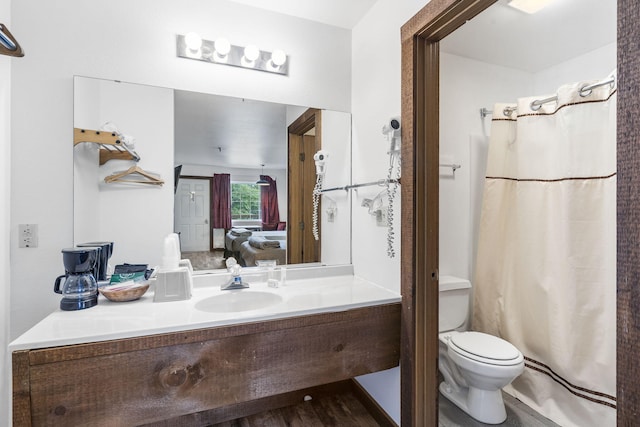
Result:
[54, 274, 67, 294]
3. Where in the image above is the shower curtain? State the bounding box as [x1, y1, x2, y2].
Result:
[473, 74, 616, 427]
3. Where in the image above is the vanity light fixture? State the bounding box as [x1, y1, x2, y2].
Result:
[176, 33, 289, 75]
[270, 49, 287, 69]
[242, 44, 260, 66]
[507, 0, 555, 14]
[184, 32, 203, 53]
[214, 37, 231, 61]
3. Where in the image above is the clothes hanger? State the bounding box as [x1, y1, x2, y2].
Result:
[104, 165, 165, 186]
[0, 23, 24, 57]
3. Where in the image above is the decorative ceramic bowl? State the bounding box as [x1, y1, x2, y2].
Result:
[99, 281, 150, 302]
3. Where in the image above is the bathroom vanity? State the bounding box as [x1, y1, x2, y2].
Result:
[11, 267, 401, 426]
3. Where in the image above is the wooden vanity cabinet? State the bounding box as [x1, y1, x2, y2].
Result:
[13, 303, 400, 426]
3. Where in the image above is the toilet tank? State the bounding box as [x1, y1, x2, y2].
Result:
[439, 275, 471, 332]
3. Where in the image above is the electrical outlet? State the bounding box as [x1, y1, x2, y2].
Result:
[19, 224, 38, 248]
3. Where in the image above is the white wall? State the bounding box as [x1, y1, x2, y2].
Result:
[10, 0, 351, 340]
[319, 110, 352, 265]
[350, 0, 432, 423]
[1, 0, 13, 421]
[351, 0, 428, 289]
[439, 53, 533, 280]
[532, 43, 616, 95]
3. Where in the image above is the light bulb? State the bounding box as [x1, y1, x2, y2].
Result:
[214, 38, 231, 57]
[244, 45, 260, 62]
[184, 32, 202, 52]
[271, 49, 287, 67]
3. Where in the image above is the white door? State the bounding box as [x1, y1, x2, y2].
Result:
[174, 178, 210, 252]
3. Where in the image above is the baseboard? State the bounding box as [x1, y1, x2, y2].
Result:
[349, 379, 399, 427]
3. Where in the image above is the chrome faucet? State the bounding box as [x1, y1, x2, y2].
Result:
[221, 257, 249, 290]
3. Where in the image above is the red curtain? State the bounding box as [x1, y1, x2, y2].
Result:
[260, 175, 280, 230]
[212, 173, 231, 229]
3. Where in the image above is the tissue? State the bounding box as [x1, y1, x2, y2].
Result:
[161, 233, 181, 271]
[154, 233, 192, 302]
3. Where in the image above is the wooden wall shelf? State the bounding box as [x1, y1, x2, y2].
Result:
[73, 127, 140, 164]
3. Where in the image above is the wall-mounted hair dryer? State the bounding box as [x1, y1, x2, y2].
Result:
[382, 117, 401, 156]
[314, 150, 329, 175]
[382, 117, 401, 136]
[382, 116, 401, 258]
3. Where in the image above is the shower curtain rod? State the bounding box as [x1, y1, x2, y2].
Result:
[320, 161, 462, 193]
[320, 178, 400, 193]
[480, 76, 616, 119]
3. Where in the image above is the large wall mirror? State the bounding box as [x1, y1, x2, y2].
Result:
[73, 76, 351, 272]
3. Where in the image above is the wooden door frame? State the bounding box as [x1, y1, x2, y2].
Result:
[287, 108, 322, 263]
[177, 175, 214, 252]
[400, 0, 639, 425]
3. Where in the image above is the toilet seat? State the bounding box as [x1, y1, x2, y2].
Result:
[448, 332, 523, 366]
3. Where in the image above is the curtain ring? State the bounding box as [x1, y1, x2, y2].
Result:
[503, 106, 516, 117]
[579, 84, 593, 98]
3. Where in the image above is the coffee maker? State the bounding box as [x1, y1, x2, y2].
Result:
[77, 241, 114, 282]
[54, 247, 100, 310]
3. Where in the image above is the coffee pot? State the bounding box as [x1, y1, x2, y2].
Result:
[54, 247, 100, 311]
[76, 241, 114, 282]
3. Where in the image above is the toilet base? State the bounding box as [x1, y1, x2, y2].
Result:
[439, 381, 507, 424]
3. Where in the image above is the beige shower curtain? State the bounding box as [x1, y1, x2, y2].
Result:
[473, 74, 616, 427]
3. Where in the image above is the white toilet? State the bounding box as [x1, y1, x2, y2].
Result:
[438, 276, 524, 424]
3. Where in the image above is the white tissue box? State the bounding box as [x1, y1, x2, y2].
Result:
[179, 258, 193, 274]
[153, 267, 192, 302]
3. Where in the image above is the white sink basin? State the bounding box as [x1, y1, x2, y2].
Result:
[194, 291, 283, 313]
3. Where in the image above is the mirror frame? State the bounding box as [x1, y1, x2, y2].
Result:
[401, 0, 637, 425]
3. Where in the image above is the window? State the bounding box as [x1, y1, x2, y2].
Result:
[231, 182, 261, 220]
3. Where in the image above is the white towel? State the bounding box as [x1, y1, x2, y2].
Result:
[248, 236, 280, 249]
[230, 228, 252, 237]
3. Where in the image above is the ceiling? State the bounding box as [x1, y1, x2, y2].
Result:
[225, 0, 379, 29]
[175, 0, 616, 170]
[441, 0, 616, 73]
[174, 91, 290, 170]
[223, 0, 616, 70]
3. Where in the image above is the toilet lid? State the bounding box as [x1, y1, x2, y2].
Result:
[449, 331, 521, 362]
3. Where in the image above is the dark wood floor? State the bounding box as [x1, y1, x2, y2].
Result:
[209, 390, 383, 427]
[207, 387, 560, 427]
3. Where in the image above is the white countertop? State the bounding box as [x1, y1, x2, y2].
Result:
[10, 266, 400, 351]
